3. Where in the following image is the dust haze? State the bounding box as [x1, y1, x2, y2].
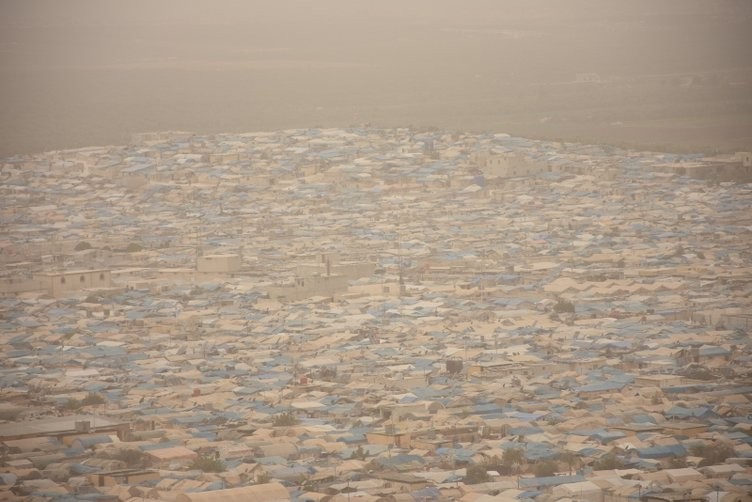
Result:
[1, 0, 751, 155]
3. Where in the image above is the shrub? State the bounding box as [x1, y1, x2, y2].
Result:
[533, 460, 558, 477]
[593, 452, 625, 470]
[690, 442, 735, 467]
[349, 445, 367, 460]
[254, 471, 272, 484]
[81, 392, 106, 406]
[64, 392, 105, 410]
[651, 392, 663, 405]
[126, 242, 143, 253]
[463, 464, 490, 484]
[191, 455, 225, 473]
[111, 449, 145, 468]
[272, 411, 298, 427]
[0, 407, 23, 421]
[502, 448, 525, 469]
[64, 398, 82, 410]
[553, 298, 575, 314]
[317, 367, 338, 381]
[668, 457, 687, 468]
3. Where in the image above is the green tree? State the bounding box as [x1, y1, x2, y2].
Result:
[533, 460, 558, 477]
[111, 449, 145, 468]
[690, 442, 735, 467]
[318, 366, 338, 381]
[81, 392, 106, 406]
[502, 447, 525, 474]
[64, 398, 82, 410]
[463, 464, 490, 484]
[349, 445, 367, 461]
[254, 471, 272, 484]
[668, 456, 687, 468]
[126, 242, 143, 253]
[558, 451, 579, 475]
[553, 298, 575, 314]
[593, 452, 625, 470]
[64, 392, 105, 410]
[272, 411, 298, 427]
[191, 455, 225, 472]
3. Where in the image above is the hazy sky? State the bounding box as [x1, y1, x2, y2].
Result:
[1, 0, 751, 154]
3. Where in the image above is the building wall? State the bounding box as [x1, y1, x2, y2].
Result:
[635, 375, 685, 388]
[196, 254, 241, 273]
[296, 255, 374, 282]
[365, 432, 412, 448]
[337, 262, 376, 279]
[720, 313, 752, 331]
[409, 437, 453, 451]
[208, 152, 241, 165]
[552, 483, 603, 502]
[36, 270, 112, 297]
[384, 403, 425, 422]
[92, 470, 160, 488]
[0, 276, 45, 295]
[120, 174, 148, 190]
[657, 159, 752, 182]
[267, 274, 349, 302]
[736, 151, 752, 167]
[686, 163, 752, 182]
[384, 479, 428, 493]
[660, 424, 708, 438]
[475, 152, 551, 178]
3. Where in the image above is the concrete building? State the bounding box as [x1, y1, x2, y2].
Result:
[267, 273, 349, 302]
[474, 151, 551, 178]
[196, 254, 241, 274]
[174, 483, 290, 502]
[0, 415, 130, 442]
[35, 269, 111, 297]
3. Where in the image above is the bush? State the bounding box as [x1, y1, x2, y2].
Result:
[463, 464, 490, 484]
[81, 392, 106, 406]
[74, 241, 92, 251]
[191, 455, 225, 473]
[126, 242, 143, 253]
[690, 442, 735, 467]
[650, 392, 663, 405]
[553, 298, 575, 314]
[111, 449, 145, 468]
[317, 367, 338, 381]
[668, 457, 687, 468]
[349, 445, 367, 460]
[533, 460, 558, 477]
[254, 471, 272, 484]
[272, 411, 298, 427]
[64, 398, 82, 410]
[0, 407, 23, 421]
[592, 452, 625, 470]
[64, 392, 105, 410]
[502, 448, 525, 470]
